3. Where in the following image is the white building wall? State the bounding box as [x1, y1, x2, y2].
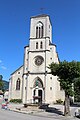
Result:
[46, 16, 52, 42]
[23, 46, 29, 73]
[28, 52, 45, 73]
[9, 66, 23, 100]
[30, 39, 46, 51]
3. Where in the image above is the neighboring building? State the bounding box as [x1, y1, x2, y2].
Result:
[9, 14, 65, 104]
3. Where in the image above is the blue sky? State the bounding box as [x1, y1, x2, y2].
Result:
[0, 0, 80, 81]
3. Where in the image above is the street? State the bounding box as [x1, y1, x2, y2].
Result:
[0, 104, 62, 120]
[0, 105, 80, 120]
[0, 99, 80, 120]
[0, 108, 52, 120]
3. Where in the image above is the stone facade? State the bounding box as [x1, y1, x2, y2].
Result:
[9, 14, 65, 104]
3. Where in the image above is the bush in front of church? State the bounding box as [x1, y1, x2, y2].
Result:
[56, 99, 63, 104]
[9, 99, 22, 103]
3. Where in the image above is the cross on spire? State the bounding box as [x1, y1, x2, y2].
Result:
[40, 7, 45, 14]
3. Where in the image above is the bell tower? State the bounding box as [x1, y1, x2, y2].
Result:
[29, 14, 52, 51]
[22, 14, 60, 104]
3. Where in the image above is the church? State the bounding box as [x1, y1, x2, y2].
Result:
[9, 14, 65, 104]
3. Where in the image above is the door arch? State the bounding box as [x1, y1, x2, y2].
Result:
[33, 77, 43, 104]
[38, 89, 42, 103]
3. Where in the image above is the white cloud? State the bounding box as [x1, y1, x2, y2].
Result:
[0, 60, 7, 70]
[0, 60, 2, 63]
[1, 66, 7, 70]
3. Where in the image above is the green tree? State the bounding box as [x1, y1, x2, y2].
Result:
[0, 75, 4, 90]
[49, 60, 80, 116]
[74, 78, 80, 102]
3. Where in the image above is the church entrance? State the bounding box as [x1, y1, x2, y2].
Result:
[33, 89, 42, 104]
[33, 77, 43, 104]
[38, 90, 42, 103]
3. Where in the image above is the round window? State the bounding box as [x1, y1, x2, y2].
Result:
[35, 56, 44, 66]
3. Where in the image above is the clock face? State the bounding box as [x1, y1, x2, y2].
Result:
[35, 56, 44, 66]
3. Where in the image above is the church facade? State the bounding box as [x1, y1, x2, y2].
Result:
[9, 14, 64, 104]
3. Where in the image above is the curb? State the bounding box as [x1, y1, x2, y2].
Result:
[5, 108, 77, 120]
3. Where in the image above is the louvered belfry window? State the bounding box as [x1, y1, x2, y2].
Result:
[36, 22, 43, 38]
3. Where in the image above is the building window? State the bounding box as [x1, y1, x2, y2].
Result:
[50, 77, 52, 79]
[50, 87, 52, 90]
[36, 42, 38, 49]
[36, 22, 44, 38]
[33, 89, 36, 96]
[18, 72, 20, 74]
[39, 27, 41, 38]
[40, 41, 43, 49]
[16, 78, 20, 90]
[33, 77, 43, 88]
[36, 26, 38, 38]
[41, 26, 43, 37]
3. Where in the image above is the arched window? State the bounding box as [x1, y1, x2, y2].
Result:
[33, 77, 43, 88]
[40, 41, 43, 49]
[39, 27, 41, 38]
[16, 78, 20, 90]
[41, 26, 43, 37]
[36, 22, 44, 38]
[36, 26, 38, 38]
[36, 42, 38, 49]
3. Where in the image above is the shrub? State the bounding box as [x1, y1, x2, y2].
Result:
[56, 99, 63, 104]
[10, 99, 22, 103]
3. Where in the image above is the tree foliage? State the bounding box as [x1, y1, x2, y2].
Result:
[0, 75, 4, 90]
[49, 60, 80, 96]
[49, 60, 80, 116]
[74, 78, 80, 102]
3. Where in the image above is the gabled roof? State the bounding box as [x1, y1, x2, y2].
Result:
[11, 65, 23, 75]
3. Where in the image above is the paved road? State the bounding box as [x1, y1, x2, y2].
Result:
[0, 104, 63, 120]
[0, 99, 79, 120]
[0, 106, 80, 120]
[0, 107, 51, 120]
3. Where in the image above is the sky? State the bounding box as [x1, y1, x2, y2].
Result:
[0, 0, 80, 81]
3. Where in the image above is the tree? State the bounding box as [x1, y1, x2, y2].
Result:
[74, 78, 80, 102]
[0, 75, 4, 90]
[49, 60, 80, 116]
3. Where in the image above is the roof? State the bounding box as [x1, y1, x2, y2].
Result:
[11, 65, 23, 75]
[24, 45, 29, 48]
[49, 43, 56, 47]
[31, 14, 49, 18]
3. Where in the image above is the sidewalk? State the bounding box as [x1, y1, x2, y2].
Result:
[6, 103, 79, 119]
